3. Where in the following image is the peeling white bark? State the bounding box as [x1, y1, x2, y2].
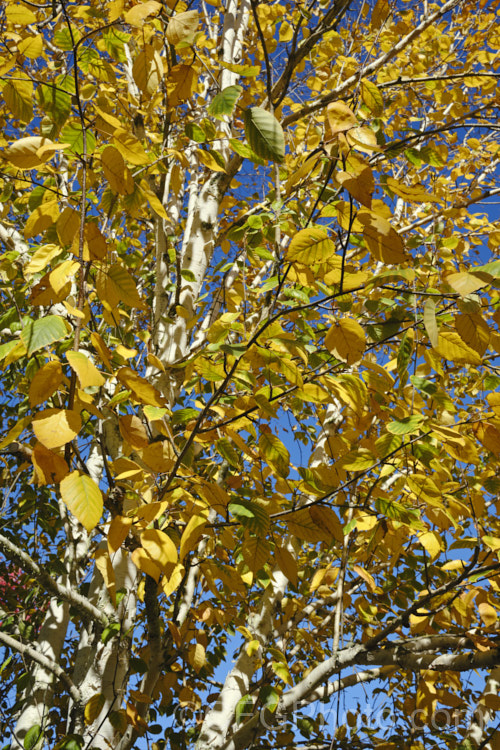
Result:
[196, 568, 289, 749]
[9, 597, 71, 749]
[73, 548, 139, 748]
[465, 666, 500, 749]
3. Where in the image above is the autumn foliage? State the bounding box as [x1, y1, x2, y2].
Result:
[0, 0, 500, 749]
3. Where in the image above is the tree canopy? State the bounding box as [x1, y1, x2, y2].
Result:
[1, 0, 500, 749]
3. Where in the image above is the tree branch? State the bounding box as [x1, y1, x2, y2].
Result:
[0, 629, 81, 703]
[0, 533, 108, 628]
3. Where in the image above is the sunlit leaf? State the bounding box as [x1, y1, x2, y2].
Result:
[208, 85, 243, 119]
[33, 409, 81, 449]
[60, 471, 103, 532]
[21, 316, 68, 356]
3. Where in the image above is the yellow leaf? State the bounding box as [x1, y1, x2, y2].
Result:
[131, 547, 162, 582]
[84, 694, 105, 725]
[196, 149, 226, 172]
[139, 180, 169, 218]
[337, 164, 374, 207]
[113, 457, 144, 480]
[180, 514, 208, 561]
[24, 244, 63, 276]
[166, 10, 199, 46]
[108, 515, 132, 555]
[242, 536, 270, 574]
[287, 226, 336, 265]
[66, 351, 105, 389]
[472, 422, 500, 456]
[140, 441, 175, 473]
[49, 260, 79, 295]
[101, 145, 134, 195]
[454, 313, 490, 355]
[0, 416, 32, 450]
[133, 45, 163, 94]
[119, 414, 149, 449]
[32, 442, 69, 485]
[188, 642, 206, 673]
[274, 544, 298, 587]
[17, 34, 44, 59]
[60, 471, 103, 532]
[141, 528, 178, 571]
[357, 209, 406, 264]
[112, 130, 150, 165]
[6, 4, 37, 25]
[90, 332, 113, 371]
[418, 531, 442, 561]
[288, 508, 327, 543]
[95, 547, 116, 607]
[325, 318, 366, 364]
[371, 0, 390, 28]
[117, 367, 165, 407]
[347, 126, 381, 153]
[124, 0, 161, 26]
[24, 200, 60, 239]
[29, 360, 64, 407]
[360, 78, 383, 116]
[33, 409, 81, 449]
[423, 298, 439, 348]
[352, 565, 378, 592]
[57, 208, 80, 246]
[309, 505, 343, 542]
[6, 136, 56, 169]
[167, 64, 196, 105]
[259, 431, 290, 477]
[161, 562, 185, 597]
[478, 601, 497, 628]
[446, 272, 488, 296]
[326, 101, 357, 136]
[434, 331, 481, 365]
[96, 264, 144, 309]
[294, 383, 330, 402]
[386, 177, 439, 203]
[3, 73, 33, 122]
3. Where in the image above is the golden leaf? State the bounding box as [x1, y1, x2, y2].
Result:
[325, 318, 366, 364]
[33, 409, 81, 449]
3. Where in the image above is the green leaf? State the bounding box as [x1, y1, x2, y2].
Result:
[21, 315, 68, 356]
[171, 408, 199, 425]
[60, 123, 96, 156]
[185, 122, 206, 142]
[360, 78, 384, 116]
[244, 107, 285, 163]
[235, 694, 253, 724]
[220, 62, 260, 77]
[259, 685, 280, 713]
[60, 471, 103, 532]
[387, 415, 424, 435]
[396, 331, 413, 381]
[84, 693, 105, 725]
[228, 138, 265, 165]
[423, 298, 439, 347]
[37, 83, 72, 128]
[259, 432, 290, 477]
[216, 438, 241, 468]
[54, 28, 80, 50]
[208, 85, 243, 119]
[24, 726, 42, 750]
[228, 499, 270, 534]
[375, 498, 423, 528]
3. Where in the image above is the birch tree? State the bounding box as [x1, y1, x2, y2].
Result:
[1, 0, 500, 749]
